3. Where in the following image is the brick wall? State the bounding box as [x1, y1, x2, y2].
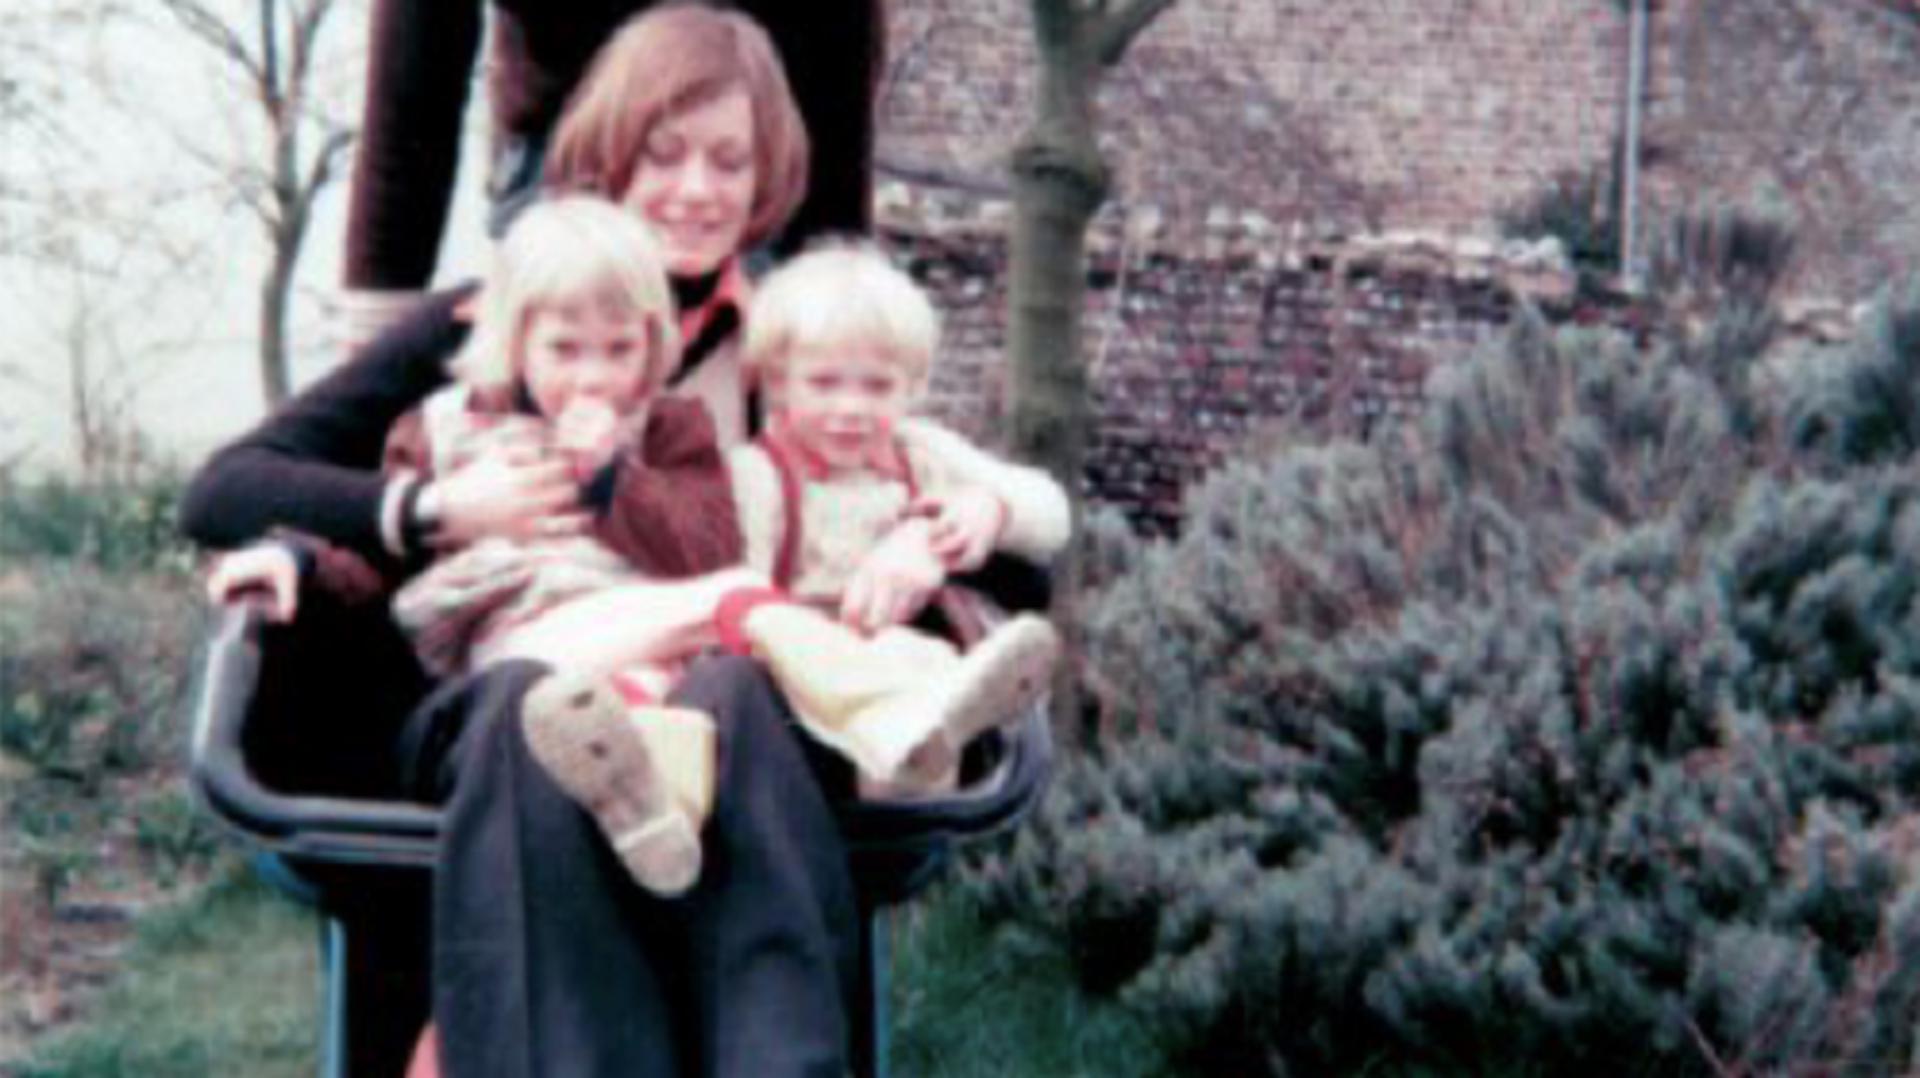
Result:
[884, 190, 1572, 534]
[1639, 0, 1920, 299]
[881, 0, 1625, 243]
[875, 0, 1918, 530]
[880, 0, 1918, 294]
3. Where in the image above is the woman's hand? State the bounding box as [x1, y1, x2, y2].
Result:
[909, 486, 1008, 573]
[428, 426, 588, 545]
[206, 545, 301, 622]
[840, 519, 946, 633]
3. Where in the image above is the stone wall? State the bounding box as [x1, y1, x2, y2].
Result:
[883, 188, 1574, 534]
[1639, 0, 1920, 299]
[875, 0, 1918, 530]
[879, 0, 1919, 299]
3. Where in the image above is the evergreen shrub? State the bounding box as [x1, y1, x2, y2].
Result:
[970, 249, 1920, 1073]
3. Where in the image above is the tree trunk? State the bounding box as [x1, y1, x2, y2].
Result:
[1007, 138, 1105, 496]
[159, 0, 348, 409]
[1005, 0, 1175, 739]
[260, 247, 294, 405]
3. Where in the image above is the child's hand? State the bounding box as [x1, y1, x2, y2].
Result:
[909, 487, 1007, 572]
[206, 545, 300, 622]
[552, 398, 631, 483]
[841, 519, 946, 633]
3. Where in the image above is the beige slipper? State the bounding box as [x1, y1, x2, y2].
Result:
[851, 613, 1060, 785]
[521, 672, 704, 896]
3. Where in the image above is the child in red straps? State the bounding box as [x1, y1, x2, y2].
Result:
[210, 210, 1065, 897]
[708, 239, 1067, 786]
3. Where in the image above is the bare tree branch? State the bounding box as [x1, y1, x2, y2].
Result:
[301, 127, 354, 206]
[148, 0, 357, 405]
[1094, 0, 1178, 65]
[260, 0, 284, 120]
[155, 0, 266, 88]
[289, 0, 336, 97]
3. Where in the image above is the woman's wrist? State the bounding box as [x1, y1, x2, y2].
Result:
[382, 474, 444, 558]
[379, 476, 415, 558]
[403, 479, 445, 555]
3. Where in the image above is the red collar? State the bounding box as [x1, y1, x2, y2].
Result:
[677, 259, 751, 351]
[759, 418, 912, 484]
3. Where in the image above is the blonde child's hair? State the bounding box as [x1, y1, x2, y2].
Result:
[454, 196, 682, 399]
[741, 239, 940, 394]
[545, 1, 810, 253]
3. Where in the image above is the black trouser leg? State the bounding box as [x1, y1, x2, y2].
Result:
[671, 656, 863, 1078]
[406, 660, 683, 1078]
[402, 657, 860, 1078]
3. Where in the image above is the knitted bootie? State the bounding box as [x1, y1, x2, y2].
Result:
[744, 606, 1059, 784]
[844, 613, 1060, 786]
[522, 672, 713, 896]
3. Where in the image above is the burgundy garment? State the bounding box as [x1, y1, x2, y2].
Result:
[343, 0, 885, 291]
[386, 387, 744, 582]
[593, 396, 746, 580]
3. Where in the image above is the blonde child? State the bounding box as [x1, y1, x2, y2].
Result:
[211, 206, 1065, 897]
[525, 240, 1067, 881]
[725, 241, 1068, 783]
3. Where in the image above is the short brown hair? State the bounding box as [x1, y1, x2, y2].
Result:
[545, 2, 811, 252]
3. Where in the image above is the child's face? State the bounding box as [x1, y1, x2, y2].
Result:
[520, 297, 657, 420]
[776, 343, 917, 472]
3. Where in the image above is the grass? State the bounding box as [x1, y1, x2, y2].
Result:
[19, 865, 319, 1078]
[889, 889, 1174, 1078]
[18, 870, 1170, 1078]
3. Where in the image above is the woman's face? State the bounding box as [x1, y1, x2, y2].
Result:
[622, 88, 757, 279]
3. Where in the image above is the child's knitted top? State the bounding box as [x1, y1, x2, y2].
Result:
[726, 418, 1071, 606]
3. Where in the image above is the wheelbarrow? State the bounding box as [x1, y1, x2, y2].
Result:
[186, 567, 1054, 1077]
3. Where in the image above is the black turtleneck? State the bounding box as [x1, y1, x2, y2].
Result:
[669, 271, 742, 393]
[671, 270, 722, 313]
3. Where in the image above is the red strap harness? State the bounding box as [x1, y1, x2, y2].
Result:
[754, 431, 918, 591]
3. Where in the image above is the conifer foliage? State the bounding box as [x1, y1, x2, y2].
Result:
[971, 220, 1920, 1074]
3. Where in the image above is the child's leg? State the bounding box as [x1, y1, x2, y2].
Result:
[521, 669, 714, 896]
[490, 567, 767, 677]
[605, 665, 719, 822]
[631, 699, 718, 823]
[736, 602, 963, 726]
[717, 592, 1060, 786]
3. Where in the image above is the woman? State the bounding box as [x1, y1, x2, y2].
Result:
[336, 0, 882, 345]
[181, 7, 1052, 1076]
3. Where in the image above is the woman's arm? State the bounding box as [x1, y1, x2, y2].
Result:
[178, 288, 472, 556]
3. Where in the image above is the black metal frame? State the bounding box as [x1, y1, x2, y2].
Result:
[187, 600, 1054, 1077]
